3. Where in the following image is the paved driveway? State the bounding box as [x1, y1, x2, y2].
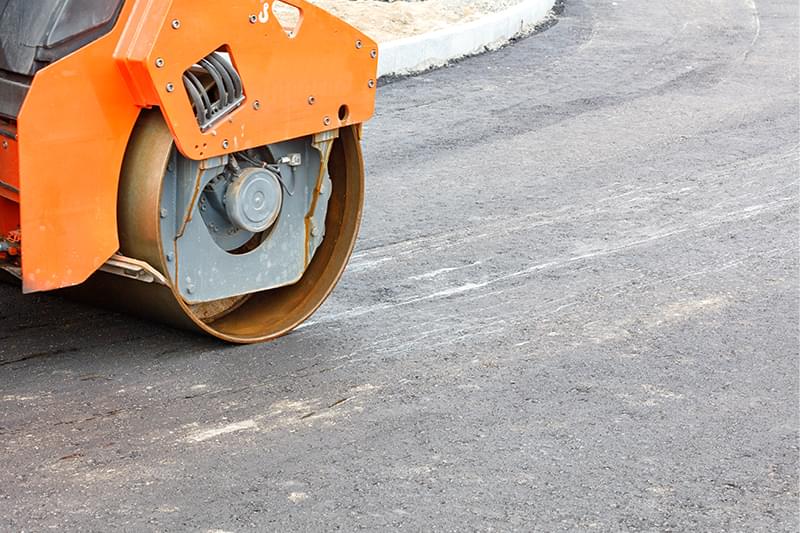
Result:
[1, 0, 798, 530]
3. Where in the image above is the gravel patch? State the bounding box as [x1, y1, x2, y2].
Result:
[309, 0, 528, 41]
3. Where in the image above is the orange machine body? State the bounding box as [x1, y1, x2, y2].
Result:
[3, 0, 378, 293]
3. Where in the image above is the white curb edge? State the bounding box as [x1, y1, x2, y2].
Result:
[377, 0, 557, 78]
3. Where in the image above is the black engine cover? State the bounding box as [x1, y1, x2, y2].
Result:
[0, 0, 124, 119]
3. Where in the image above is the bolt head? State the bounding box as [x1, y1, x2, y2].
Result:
[370, 49, 377, 59]
[323, 116, 331, 126]
[307, 95, 316, 105]
[249, 14, 258, 23]
[368, 79, 376, 88]
[253, 100, 261, 110]
[171, 19, 181, 29]
[1, 140, 7, 150]
[155, 57, 165, 68]
[166, 82, 175, 93]
[222, 139, 230, 149]
[355, 40, 363, 49]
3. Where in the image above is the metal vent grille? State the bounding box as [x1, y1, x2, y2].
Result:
[183, 51, 245, 131]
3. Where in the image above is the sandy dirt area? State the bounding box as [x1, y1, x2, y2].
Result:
[306, 0, 527, 42]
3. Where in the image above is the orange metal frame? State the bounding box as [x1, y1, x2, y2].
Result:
[0, 124, 20, 252]
[9, 0, 377, 293]
[0, 126, 19, 240]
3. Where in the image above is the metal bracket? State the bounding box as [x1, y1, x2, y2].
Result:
[162, 134, 334, 303]
[99, 254, 168, 285]
[0, 180, 19, 194]
[0, 264, 20, 280]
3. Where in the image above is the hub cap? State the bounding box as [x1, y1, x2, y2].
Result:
[226, 167, 283, 233]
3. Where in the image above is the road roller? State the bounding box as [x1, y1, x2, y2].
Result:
[0, 0, 377, 342]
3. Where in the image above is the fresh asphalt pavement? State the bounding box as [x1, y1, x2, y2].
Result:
[1, 0, 798, 530]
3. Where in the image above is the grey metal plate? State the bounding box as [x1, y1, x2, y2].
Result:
[159, 136, 331, 304]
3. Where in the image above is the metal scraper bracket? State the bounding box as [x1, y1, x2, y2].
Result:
[99, 254, 168, 285]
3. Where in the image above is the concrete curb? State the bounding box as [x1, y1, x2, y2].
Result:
[377, 0, 556, 78]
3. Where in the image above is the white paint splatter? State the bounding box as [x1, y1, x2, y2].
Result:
[408, 262, 481, 280]
[185, 420, 258, 443]
[744, 0, 761, 60]
[347, 256, 393, 273]
[2, 395, 39, 402]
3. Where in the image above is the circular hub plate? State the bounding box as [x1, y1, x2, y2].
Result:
[226, 167, 283, 233]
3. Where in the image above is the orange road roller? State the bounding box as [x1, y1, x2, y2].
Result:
[0, 0, 378, 342]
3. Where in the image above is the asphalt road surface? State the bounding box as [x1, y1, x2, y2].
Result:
[2, 0, 798, 530]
